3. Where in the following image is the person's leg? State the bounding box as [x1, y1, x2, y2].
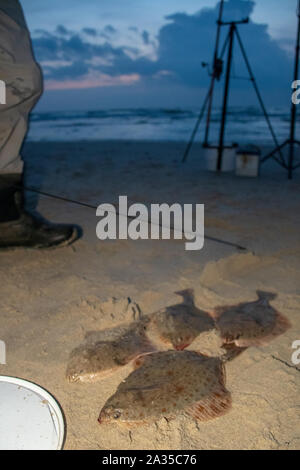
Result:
[0, 1, 79, 248]
[0, 0, 40, 175]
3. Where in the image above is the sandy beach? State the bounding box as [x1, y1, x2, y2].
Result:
[0, 139, 299, 450]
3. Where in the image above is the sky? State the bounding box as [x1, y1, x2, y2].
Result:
[20, 0, 298, 110]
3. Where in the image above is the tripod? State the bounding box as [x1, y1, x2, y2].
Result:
[261, 0, 300, 179]
[183, 12, 283, 171]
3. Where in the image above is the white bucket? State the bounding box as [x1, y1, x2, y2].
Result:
[0, 376, 65, 450]
[236, 146, 260, 177]
[204, 146, 236, 172]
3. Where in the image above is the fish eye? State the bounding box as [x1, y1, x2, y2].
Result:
[113, 410, 122, 420]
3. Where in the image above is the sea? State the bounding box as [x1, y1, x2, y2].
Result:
[27, 107, 298, 145]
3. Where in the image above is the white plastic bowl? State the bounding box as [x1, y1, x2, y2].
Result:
[0, 376, 65, 450]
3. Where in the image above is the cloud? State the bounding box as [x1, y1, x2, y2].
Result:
[155, 0, 291, 89]
[55, 25, 70, 36]
[104, 25, 117, 34]
[32, 24, 156, 86]
[142, 30, 150, 45]
[82, 27, 97, 37]
[46, 72, 140, 90]
[32, 0, 292, 96]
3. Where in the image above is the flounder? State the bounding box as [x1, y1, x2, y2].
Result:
[148, 289, 215, 351]
[214, 291, 291, 348]
[66, 321, 156, 383]
[98, 350, 231, 426]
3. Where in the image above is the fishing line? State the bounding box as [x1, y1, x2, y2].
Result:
[21, 184, 247, 251]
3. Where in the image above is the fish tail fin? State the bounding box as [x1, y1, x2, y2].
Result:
[256, 290, 277, 302]
[186, 389, 232, 422]
[175, 288, 195, 306]
[221, 343, 248, 362]
[273, 312, 291, 336]
[238, 312, 291, 347]
[132, 350, 155, 369]
[259, 312, 291, 345]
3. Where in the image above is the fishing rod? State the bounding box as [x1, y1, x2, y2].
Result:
[22, 184, 247, 251]
[0, 174, 247, 251]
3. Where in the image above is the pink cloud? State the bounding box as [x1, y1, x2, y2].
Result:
[45, 72, 141, 90]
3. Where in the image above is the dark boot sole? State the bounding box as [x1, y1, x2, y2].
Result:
[0, 227, 79, 252]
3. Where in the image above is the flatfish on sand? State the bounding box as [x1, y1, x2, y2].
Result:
[98, 350, 231, 426]
[66, 321, 156, 383]
[214, 291, 291, 348]
[147, 289, 215, 351]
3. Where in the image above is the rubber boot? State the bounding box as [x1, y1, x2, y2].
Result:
[0, 174, 79, 249]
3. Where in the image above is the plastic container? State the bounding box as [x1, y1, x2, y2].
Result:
[203, 145, 236, 172]
[236, 145, 261, 177]
[0, 376, 65, 450]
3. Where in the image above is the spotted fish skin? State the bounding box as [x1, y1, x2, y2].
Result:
[98, 350, 231, 426]
[148, 289, 215, 351]
[66, 321, 156, 383]
[215, 291, 291, 348]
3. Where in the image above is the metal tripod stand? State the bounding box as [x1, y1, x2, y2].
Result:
[261, 0, 300, 179]
[183, 6, 283, 172]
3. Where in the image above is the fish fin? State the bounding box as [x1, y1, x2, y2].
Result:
[126, 383, 162, 393]
[155, 333, 174, 348]
[174, 342, 192, 351]
[136, 331, 158, 354]
[213, 305, 230, 320]
[186, 390, 232, 422]
[124, 331, 157, 365]
[221, 343, 248, 362]
[256, 290, 277, 302]
[273, 312, 291, 335]
[132, 353, 153, 369]
[175, 289, 195, 306]
[236, 312, 291, 347]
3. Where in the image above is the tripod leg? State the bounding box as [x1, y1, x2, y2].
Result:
[204, 0, 225, 146]
[204, 78, 216, 146]
[217, 25, 235, 171]
[182, 88, 210, 163]
[287, 3, 300, 178]
[235, 28, 286, 167]
[261, 140, 288, 168]
[184, 29, 232, 163]
[204, 31, 231, 145]
[288, 140, 295, 179]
